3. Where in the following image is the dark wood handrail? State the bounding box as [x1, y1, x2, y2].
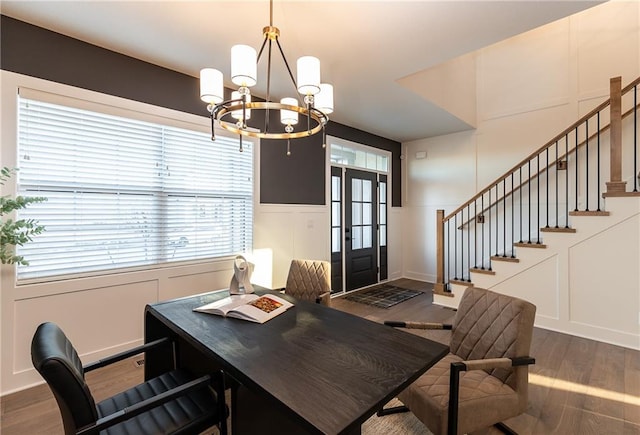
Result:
[444, 76, 639, 222]
[455, 101, 640, 229]
[436, 75, 640, 294]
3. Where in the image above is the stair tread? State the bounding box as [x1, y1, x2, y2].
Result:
[569, 210, 610, 216]
[491, 255, 520, 263]
[514, 241, 547, 249]
[540, 227, 577, 233]
[471, 267, 496, 275]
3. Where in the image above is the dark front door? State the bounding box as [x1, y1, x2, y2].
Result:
[345, 169, 377, 291]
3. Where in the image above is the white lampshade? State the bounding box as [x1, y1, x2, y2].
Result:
[231, 91, 251, 120]
[200, 68, 224, 104]
[280, 97, 299, 125]
[315, 83, 334, 114]
[296, 56, 320, 96]
[231, 45, 257, 87]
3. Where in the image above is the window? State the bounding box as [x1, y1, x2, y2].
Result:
[16, 94, 253, 281]
[330, 142, 388, 172]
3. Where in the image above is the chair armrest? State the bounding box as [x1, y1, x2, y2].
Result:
[383, 320, 452, 330]
[458, 356, 536, 371]
[83, 337, 172, 372]
[447, 356, 535, 434]
[76, 373, 213, 435]
[316, 291, 331, 305]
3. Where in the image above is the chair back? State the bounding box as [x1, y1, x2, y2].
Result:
[285, 259, 331, 305]
[31, 322, 98, 435]
[450, 287, 536, 390]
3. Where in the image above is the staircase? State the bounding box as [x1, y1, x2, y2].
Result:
[432, 76, 640, 349]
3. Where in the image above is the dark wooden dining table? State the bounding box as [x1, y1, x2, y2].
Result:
[144, 289, 448, 434]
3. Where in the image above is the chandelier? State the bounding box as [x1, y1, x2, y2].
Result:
[199, 0, 334, 155]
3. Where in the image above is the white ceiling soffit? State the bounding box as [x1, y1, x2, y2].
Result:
[1, 1, 605, 143]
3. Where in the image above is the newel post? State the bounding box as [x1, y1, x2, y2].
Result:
[606, 76, 627, 194]
[434, 209, 446, 294]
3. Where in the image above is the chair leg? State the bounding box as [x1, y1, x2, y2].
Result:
[216, 370, 228, 435]
[376, 405, 409, 416]
[494, 422, 518, 435]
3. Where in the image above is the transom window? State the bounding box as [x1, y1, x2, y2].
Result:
[16, 94, 253, 281]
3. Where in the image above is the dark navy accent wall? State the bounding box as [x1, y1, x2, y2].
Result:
[1, 15, 401, 206]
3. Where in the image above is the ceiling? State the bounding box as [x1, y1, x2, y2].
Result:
[1, 1, 604, 143]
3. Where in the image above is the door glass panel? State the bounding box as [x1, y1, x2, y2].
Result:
[363, 225, 372, 248]
[332, 203, 340, 224]
[379, 206, 386, 225]
[362, 180, 372, 202]
[355, 150, 366, 167]
[379, 182, 386, 202]
[363, 203, 372, 225]
[352, 179, 362, 201]
[332, 227, 341, 252]
[352, 226, 362, 250]
[380, 226, 387, 246]
[332, 176, 341, 200]
[352, 203, 362, 225]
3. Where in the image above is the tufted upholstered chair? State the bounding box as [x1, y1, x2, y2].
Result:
[31, 322, 227, 435]
[284, 259, 331, 306]
[380, 286, 536, 435]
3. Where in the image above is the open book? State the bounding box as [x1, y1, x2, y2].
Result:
[193, 293, 293, 324]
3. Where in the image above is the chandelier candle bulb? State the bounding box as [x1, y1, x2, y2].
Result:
[280, 97, 299, 126]
[297, 56, 321, 96]
[231, 45, 257, 87]
[315, 84, 334, 114]
[200, 68, 224, 104]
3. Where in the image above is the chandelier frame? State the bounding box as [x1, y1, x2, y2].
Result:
[203, 0, 332, 153]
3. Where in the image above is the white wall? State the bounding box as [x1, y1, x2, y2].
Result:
[402, 1, 640, 347]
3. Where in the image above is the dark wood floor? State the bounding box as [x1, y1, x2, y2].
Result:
[2, 278, 639, 434]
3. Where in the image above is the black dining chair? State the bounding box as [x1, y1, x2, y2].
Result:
[31, 321, 227, 435]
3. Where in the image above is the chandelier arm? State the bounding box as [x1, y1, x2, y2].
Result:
[265, 38, 273, 133]
[242, 94, 247, 129]
[210, 112, 216, 141]
[256, 34, 269, 64]
[322, 125, 326, 148]
[274, 38, 300, 101]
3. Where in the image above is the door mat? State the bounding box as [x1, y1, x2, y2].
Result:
[342, 284, 423, 309]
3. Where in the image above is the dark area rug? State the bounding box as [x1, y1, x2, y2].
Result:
[343, 284, 423, 309]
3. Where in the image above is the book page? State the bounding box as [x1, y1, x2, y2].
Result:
[227, 294, 293, 323]
[194, 294, 259, 316]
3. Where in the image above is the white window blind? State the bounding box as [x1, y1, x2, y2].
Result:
[16, 96, 253, 281]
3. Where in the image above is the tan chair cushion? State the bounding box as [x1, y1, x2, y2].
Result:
[285, 259, 331, 306]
